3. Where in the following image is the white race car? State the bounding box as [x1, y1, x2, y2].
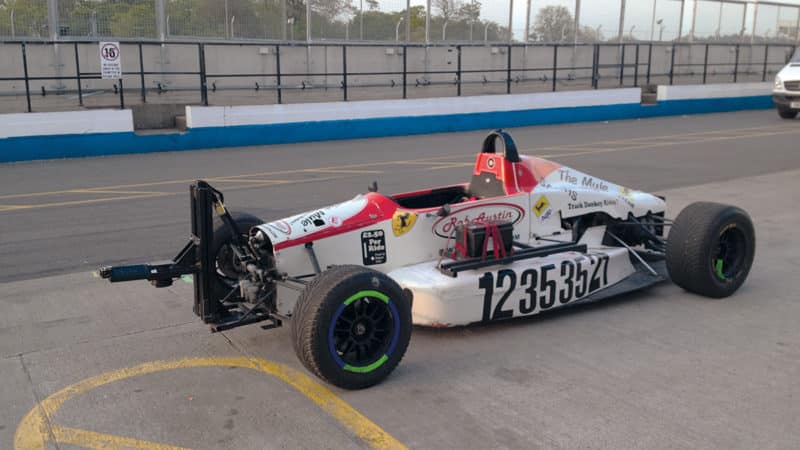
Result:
[773, 48, 800, 119]
[101, 130, 756, 389]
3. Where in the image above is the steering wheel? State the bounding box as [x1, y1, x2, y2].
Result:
[480, 129, 521, 163]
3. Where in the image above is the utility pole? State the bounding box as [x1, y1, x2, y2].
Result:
[360, 0, 364, 40]
[689, 0, 697, 42]
[649, 0, 657, 42]
[406, 0, 411, 42]
[617, 0, 626, 43]
[524, 0, 531, 42]
[574, 0, 581, 44]
[677, 0, 685, 42]
[306, 0, 312, 82]
[751, 0, 759, 45]
[508, 0, 514, 43]
[281, 0, 287, 40]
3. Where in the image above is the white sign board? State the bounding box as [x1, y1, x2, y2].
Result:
[99, 42, 122, 80]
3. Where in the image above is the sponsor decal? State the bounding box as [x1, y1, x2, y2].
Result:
[392, 210, 417, 237]
[328, 216, 342, 227]
[558, 169, 610, 192]
[361, 230, 387, 266]
[268, 220, 292, 235]
[567, 199, 618, 210]
[533, 195, 553, 222]
[300, 210, 327, 230]
[618, 186, 635, 208]
[432, 203, 525, 238]
[487, 157, 495, 169]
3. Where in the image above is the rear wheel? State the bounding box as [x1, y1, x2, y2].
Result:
[211, 212, 264, 300]
[292, 265, 412, 389]
[666, 202, 755, 298]
[778, 108, 798, 119]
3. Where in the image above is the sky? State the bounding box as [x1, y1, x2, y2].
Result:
[370, 0, 800, 40]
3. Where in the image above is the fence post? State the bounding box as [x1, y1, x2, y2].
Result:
[669, 43, 676, 85]
[733, 44, 739, 83]
[619, 44, 625, 86]
[702, 43, 709, 84]
[552, 45, 558, 92]
[402, 44, 407, 99]
[198, 43, 208, 106]
[634, 44, 639, 87]
[119, 78, 125, 109]
[342, 45, 348, 101]
[74, 42, 83, 107]
[592, 44, 599, 89]
[21, 43, 32, 113]
[507, 44, 512, 94]
[138, 43, 147, 103]
[276, 45, 282, 104]
[457, 45, 462, 97]
[762, 44, 769, 81]
[646, 43, 653, 85]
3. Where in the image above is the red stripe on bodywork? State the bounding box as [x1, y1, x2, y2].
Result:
[274, 192, 399, 250]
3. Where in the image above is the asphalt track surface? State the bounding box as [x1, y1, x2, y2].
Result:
[2, 109, 800, 449]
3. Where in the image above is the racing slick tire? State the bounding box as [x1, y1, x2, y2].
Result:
[777, 108, 798, 119]
[666, 202, 755, 298]
[211, 211, 264, 300]
[292, 265, 412, 390]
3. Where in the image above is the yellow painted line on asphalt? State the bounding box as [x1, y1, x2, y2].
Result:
[72, 189, 173, 195]
[51, 425, 191, 450]
[424, 162, 475, 171]
[14, 356, 407, 450]
[301, 168, 386, 174]
[538, 128, 800, 159]
[525, 123, 794, 153]
[0, 193, 173, 211]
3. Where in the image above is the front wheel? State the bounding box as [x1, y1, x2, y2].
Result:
[778, 108, 798, 119]
[666, 202, 755, 298]
[292, 266, 412, 389]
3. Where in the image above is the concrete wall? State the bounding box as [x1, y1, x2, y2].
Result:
[0, 109, 132, 138]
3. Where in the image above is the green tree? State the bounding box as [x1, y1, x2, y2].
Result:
[531, 5, 573, 42]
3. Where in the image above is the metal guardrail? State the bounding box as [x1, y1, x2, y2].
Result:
[0, 40, 796, 113]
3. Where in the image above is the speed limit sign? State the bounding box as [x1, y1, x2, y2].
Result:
[100, 42, 122, 80]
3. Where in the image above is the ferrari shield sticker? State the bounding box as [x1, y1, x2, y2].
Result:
[392, 210, 417, 237]
[361, 230, 386, 266]
[533, 195, 551, 218]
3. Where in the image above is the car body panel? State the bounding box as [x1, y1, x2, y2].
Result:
[257, 152, 666, 325]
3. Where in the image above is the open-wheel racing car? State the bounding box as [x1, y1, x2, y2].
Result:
[100, 130, 756, 389]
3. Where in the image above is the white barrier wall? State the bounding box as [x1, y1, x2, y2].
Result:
[0, 109, 134, 139]
[656, 82, 772, 101]
[186, 88, 643, 129]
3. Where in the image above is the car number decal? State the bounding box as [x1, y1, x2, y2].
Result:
[479, 254, 610, 322]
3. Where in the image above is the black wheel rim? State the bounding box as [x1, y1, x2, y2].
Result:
[215, 242, 246, 287]
[328, 291, 400, 373]
[713, 225, 746, 281]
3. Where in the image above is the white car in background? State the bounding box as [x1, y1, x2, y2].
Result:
[774, 49, 800, 119]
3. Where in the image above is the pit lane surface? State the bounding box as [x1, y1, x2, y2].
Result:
[2, 110, 800, 449]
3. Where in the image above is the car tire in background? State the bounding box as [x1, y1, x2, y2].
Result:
[292, 265, 412, 390]
[778, 108, 798, 119]
[211, 211, 265, 300]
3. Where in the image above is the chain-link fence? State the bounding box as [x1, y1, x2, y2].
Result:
[2, 0, 799, 44]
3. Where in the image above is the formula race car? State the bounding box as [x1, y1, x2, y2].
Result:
[100, 130, 755, 389]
